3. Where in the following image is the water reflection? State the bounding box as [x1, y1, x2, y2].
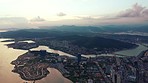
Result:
[37, 68, 72, 83]
[19, 40, 35, 43]
[31, 46, 75, 58]
[0, 39, 27, 83]
[0, 39, 72, 83]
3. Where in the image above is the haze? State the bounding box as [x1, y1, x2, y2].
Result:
[0, 0, 148, 28]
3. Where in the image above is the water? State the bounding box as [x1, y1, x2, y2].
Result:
[0, 39, 72, 83]
[36, 68, 71, 83]
[19, 40, 35, 43]
[0, 30, 8, 32]
[114, 32, 148, 36]
[31, 46, 75, 57]
[115, 44, 148, 56]
[81, 54, 115, 58]
[82, 44, 148, 58]
[0, 39, 27, 83]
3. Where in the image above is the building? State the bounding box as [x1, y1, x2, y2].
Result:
[40, 50, 47, 58]
[77, 53, 81, 64]
[87, 79, 93, 83]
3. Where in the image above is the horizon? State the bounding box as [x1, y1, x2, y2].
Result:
[0, 0, 148, 28]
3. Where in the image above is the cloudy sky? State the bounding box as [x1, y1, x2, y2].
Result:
[0, 0, 148, 28]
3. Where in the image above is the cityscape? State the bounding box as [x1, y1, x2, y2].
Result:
[0, 0, 148, 83]
[11, 47, 148, 83]
[0, 38, 147, 83]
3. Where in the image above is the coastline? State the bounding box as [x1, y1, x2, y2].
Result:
[0, 39, 73, 83]
[11, 51, 50, 81]
[10, 50, 71, 81]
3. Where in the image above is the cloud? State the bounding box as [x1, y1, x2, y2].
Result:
[0, 17, 30, 28]
[30, 16, 45, 22]
[76, 15, 105, 20]
[76, 16, 96, 20]
[0, 17, 28, 24]
[74, 3, 148, 25]
[143, 9, 148, 17]
[118, 3, 148, 17]
[57, 12, 66, 17]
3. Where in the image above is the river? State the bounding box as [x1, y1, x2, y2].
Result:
[115, 44, 148, 56]
[82, 44, 148, 58]
[0, 39, 72, 83]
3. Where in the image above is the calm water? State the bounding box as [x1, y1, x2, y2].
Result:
[19, 40, 35, 43]
[0, 39, 72, 83]
[31, 46, 75, 57]
[82, 44, 148, 58]
[115, 44, 148, 56]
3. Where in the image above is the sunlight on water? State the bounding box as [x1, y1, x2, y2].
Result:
[0, 38, 73, 83]
[31, 46, 75, 57]
[19, 40, 35, 43]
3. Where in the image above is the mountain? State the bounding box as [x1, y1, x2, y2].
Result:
[41, 25, 104, 33]
[39, 25, 148, 33]
[0, 28, 138, 54]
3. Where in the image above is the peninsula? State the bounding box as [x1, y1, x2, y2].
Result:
[11, 50, 69, 81]
[11, 49, 148, 83]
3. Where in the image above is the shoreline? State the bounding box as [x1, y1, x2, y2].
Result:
[10, 50, 70, 81]
[1, 38, 141, 57]
[10, 51, 50, 81]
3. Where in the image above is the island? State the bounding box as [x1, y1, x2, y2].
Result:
[7, 41, 38, 50]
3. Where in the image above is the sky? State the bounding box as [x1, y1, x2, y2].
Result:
[0, 0, 148, 28]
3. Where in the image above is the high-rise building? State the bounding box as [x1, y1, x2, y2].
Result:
[40, 50, 46, 58]
[77, 53, 81, 64]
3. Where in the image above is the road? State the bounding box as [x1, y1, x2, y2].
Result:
[94, 62, 112, 83]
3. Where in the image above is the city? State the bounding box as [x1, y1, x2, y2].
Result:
[0, 0, 148, 83]
[11, 48, 148, 83]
